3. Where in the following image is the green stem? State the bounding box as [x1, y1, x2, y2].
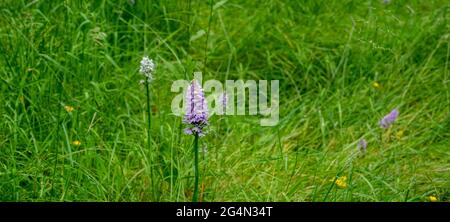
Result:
[51, 75, 64, 199]
[146, 82, 155, 201]
[192, 134, 199, 202]
[203, 0, 214, 71]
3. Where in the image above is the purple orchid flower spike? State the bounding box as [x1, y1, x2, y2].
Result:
[183, 80, 209, 136]
[379, 108, 399, 129]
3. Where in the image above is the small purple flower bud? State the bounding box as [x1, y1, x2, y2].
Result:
[358, 139, 368, 152]
[183, 80, 209, 136]
[379, 108, 399, 129]
[219, 92, 228, 114]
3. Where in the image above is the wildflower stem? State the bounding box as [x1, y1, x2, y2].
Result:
[146, 82, 155, 201]
[192, 134, 199, 202]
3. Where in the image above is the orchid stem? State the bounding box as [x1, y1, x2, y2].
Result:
[146, 82, 155, 201]
[192, 134, 199, 202]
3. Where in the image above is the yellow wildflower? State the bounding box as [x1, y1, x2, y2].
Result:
[335, 176, 347, 189]
[72, 140, 81, 146]
[65, 105, 74, 113]
[372, 81, 381, 89]
[428, 195, 438, 202]
[396, 130, 404, 139]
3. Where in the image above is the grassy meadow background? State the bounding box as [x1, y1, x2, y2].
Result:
[0, 0, 449, 201]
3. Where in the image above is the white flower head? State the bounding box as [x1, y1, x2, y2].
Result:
[139, 56, 155, 82]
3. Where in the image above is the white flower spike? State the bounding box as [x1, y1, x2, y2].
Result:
[139, 56, 155, 83]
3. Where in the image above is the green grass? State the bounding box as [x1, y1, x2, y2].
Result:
[0, 0, 449, 202]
